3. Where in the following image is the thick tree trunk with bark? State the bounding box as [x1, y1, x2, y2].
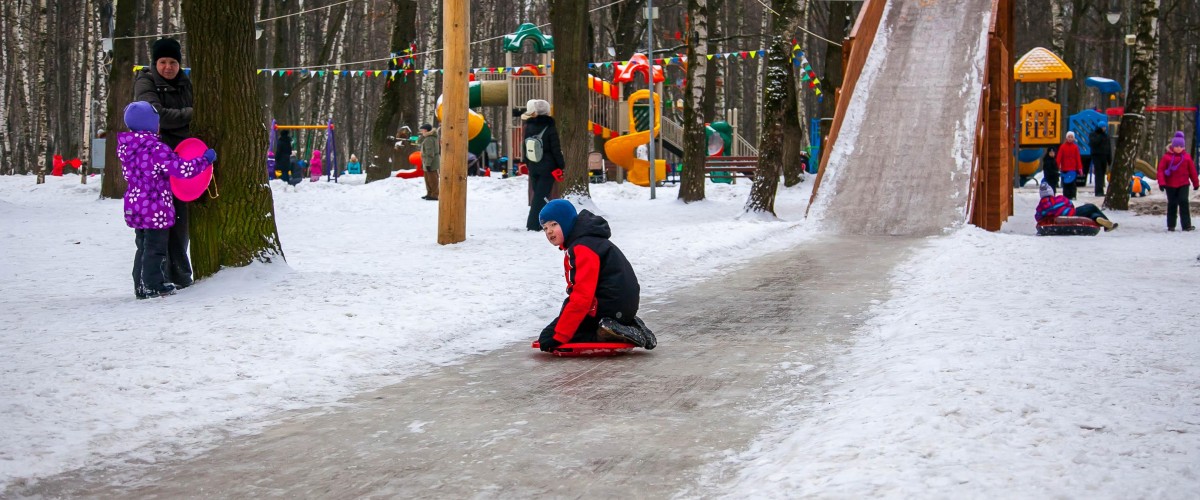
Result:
[679, 0, 709, 203]
[1105, 0, 1160, 210]
[182, 0, 284, 278]
[549, 0, 591, 198]
[746, 0, 802, 215]
[780, 76, 805, 188]
[101, 0, 136, 198]
[366, 0, 417, 184]
[818, 0, 849, 143]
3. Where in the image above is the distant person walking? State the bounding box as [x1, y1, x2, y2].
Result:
[1089, 126, 1112, 196]
[418, 124, 440, 200]
[134, 37, 196, 289]
[1056, 131, 1083, 200]
[521, 99, 565, 231]
[1041, 145, 1059, 189]
[275, 130, 294, 185]
[1157, 131, 1198, 232]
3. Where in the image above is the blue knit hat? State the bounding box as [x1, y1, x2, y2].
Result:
[123, 101, 159, 132]
[539, 199, 577, 237]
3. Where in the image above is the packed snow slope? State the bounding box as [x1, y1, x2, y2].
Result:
[811, 0, 992, 236]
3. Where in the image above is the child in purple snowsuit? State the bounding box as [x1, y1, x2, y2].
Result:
[117, 101, 215, 299]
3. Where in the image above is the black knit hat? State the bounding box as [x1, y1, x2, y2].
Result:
[151, 38, 182, 63]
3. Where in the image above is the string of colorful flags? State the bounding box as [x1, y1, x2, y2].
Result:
[130, 45, 823, 100]
[793, 45, 823, 101]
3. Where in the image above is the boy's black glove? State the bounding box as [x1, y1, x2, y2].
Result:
[539, 327, 562, 352]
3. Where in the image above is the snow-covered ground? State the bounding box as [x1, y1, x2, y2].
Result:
[2, 173, 1198, 496]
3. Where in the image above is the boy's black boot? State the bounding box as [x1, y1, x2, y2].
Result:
[598, 317, 656, 350]
[634, 316, 657, 350]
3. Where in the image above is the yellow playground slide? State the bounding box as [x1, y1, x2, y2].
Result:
[603, 89, 667, 187]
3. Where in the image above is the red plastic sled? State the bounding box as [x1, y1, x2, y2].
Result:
[531, 341, 636, 357]
[1037, 216, 1101, 236]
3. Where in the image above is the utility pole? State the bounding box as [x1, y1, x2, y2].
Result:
[646, 0, 657, 199]
[439, 0, 469, 244]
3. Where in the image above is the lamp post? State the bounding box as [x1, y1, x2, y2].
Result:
[1105, 5, 1124, 101]
[645, 2, 658, 200]
[1106, 3, 1135, 103]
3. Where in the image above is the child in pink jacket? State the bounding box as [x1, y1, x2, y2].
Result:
[1157, 131, 1198, 231]
[309, 149, 323, 182]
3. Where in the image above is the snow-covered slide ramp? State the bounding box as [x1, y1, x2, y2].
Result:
[810, 0, 994, 236]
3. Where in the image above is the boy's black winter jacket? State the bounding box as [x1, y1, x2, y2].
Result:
[549, 210, 640, 343]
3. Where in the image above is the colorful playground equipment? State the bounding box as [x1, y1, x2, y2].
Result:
[1013, 47, 1072, 187]
[409, 23, 757, 186]
[604, 89, 668, 186]
[268, 120, 339, 183]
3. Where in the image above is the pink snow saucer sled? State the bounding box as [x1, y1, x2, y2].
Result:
[170, 137, 213, 202]
[531, 341, 637, 357]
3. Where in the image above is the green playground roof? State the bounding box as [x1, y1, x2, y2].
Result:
[503, 23, 554, 53]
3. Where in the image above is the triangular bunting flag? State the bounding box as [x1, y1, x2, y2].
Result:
[706, 54, 714, 60]
[285, 70, 293, 76]
[750, 51, 757, 59]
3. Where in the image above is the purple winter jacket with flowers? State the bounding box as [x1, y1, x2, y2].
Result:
[117, 131, 211, 229]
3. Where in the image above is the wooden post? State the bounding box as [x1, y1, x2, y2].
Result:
[438, 0, 469, 244]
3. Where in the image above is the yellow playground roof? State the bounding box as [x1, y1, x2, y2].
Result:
[1014, 47, 1073, 82]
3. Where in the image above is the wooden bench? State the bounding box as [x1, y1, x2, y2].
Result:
[704, 156, 758, 183]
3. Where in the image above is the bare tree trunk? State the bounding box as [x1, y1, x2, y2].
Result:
[182, 0, 284, 278]
[366, 0, 417, 184]
[80, 0, 95, 185]
[418, 0, 441, 126]
[1105, 0, 1160, 210]
[101, 0, 135, 198]
[679, 0, 709, 203]
[1049, 0, 1065, 102]
[549, 0, 590, 198]
[746, 0, 802, 215]
[818, 0, 849, 143]
[0, 1, 13, 174]
[35, 0, 50, 185]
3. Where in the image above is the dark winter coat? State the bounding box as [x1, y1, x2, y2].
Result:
[522, 115, 566, 175]
[117, 131, 212, 229]
[548, 210, 640, 344]
[133, 69, 194, 148]
[275, 136, 293, 168]
[1089, 128, 1112, 162]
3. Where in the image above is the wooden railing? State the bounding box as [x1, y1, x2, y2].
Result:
[807, 0, 888, 211]
[967, 0, 1014, 231]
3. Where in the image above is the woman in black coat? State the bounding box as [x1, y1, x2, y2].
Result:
[133, 37, 195, 288]
[521, 99, 566, 231]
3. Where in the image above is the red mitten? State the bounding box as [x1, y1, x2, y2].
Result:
[552, 169, 564, 182]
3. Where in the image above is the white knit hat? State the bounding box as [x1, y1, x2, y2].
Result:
[521, 99, 551, 120]
[1039, 182, 1054, 198]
